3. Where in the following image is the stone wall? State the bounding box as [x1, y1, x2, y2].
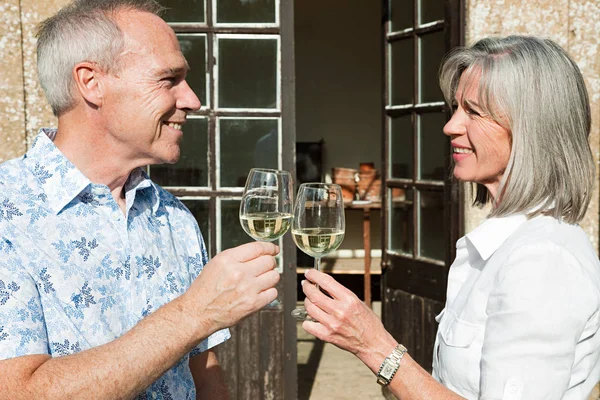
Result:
[0, 0, 67, 164]
[464, 0, 600, 253]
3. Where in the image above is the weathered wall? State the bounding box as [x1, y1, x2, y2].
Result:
[0, 0, 27, 162]
[0, 0, 66, 164]
[464, 0, 600, 254]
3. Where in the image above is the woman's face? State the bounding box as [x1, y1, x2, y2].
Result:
[443, 72, 512, 200]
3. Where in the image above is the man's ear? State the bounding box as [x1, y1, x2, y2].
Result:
[72, 62, 106, 108]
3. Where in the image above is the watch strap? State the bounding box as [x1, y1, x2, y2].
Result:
[376, 344, 407, 386]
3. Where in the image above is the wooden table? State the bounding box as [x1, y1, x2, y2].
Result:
[344, 200, 381, 308]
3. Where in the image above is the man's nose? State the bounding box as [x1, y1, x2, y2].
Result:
[177, 80, 201, 112]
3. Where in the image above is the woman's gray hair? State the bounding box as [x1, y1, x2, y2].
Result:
[36, 0, 164, 116]
[439, 35, 594, 224]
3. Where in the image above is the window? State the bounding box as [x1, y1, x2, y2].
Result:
[151, 0, 283, 257]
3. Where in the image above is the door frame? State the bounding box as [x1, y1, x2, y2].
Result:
[380, 0, 465, 369]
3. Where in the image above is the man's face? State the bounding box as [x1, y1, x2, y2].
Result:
[100, 10, 201, 166]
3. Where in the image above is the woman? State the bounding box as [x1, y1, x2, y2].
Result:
[301, 35, 600, 400]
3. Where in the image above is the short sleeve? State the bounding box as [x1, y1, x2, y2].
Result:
[0, 235, 49, 359]
[480, 242, 597, 400]
[190, 328, 231, 357]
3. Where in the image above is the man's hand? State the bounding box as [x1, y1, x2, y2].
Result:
[184, 241, 280, 334]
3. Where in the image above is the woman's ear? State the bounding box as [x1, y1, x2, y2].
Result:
[72, 62, 105, 108]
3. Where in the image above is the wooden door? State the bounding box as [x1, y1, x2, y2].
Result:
[151, 1, 297, 398]
[381, 0, 463, 371]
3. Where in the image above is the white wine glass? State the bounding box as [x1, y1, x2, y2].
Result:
[291, 183, 345, 321]
[239, 168, 293, 242]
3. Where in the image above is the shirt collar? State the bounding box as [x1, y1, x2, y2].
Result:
[25, 129, 91, 215]
[124, 167, 162, 214]
[465, 213, 529, 261]
[25, 129, 161, 215]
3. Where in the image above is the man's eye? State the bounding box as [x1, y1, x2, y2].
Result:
[162, 77, 178, 86]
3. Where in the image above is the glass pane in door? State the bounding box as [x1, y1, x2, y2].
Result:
[178, 34, 207, 107]
[419, 113, 447, 181]
[220, 199, 252, 251]
[218, 37, 278, 109]
[389, 188, 414, 254]
[217, 0, 276, 23]
[390, 0, 414, 31]
[419, 190, 444, 260]
[419, 31, 445, 103]
[390, 115, 413, 179]
[419, 0, 444, 24]
[390, 38, 414, 106]
[150, 117, 209, 187]
[160, 0, 205, 23]
[219, 118, 279, 187]
[181, 198, 210, 256]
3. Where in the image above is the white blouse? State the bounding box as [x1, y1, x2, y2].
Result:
[432, 214, 600, 400]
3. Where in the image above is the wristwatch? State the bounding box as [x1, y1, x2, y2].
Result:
[376, 344, 408, 386]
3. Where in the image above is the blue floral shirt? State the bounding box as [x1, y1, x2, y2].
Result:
[0, 129, 230, 399]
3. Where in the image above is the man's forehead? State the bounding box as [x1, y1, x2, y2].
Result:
[116, 9, 177, 47]
[114, 9, 186, 69]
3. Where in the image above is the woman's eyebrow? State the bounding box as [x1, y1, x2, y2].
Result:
[464, 99, 482, 109]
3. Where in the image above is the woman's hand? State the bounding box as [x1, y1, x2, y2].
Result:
[301, 268, 397, 366]
[302, 269, 464, 400]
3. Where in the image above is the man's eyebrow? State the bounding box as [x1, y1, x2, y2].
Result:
[153, 64, 190, 77]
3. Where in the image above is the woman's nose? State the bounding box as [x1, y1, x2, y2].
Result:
[443, 111, 466, 137]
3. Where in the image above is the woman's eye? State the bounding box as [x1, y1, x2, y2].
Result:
[465, 107, 480, 117]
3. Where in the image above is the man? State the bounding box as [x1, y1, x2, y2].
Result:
[0, 0, 280, 398]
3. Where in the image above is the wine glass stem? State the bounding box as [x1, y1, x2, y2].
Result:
[314, 257, 321, 291]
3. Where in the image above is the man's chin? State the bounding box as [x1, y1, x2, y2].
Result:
[147, 152, 180, 166]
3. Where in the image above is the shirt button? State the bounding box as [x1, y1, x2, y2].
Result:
[151, 393, 158, 399]
[508, 385, 518, 394]
[111, 212, 121, 221]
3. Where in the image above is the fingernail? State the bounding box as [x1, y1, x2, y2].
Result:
[301, 279, 306, 286]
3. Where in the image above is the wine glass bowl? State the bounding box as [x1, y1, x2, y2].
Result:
[239, 168, 293, 242]
[292, 183, 345, 320]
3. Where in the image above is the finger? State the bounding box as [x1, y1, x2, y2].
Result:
[256, 287, 278, 308]
[227, 242, 280, 262]
[302, 319, 329, 339]
[254, 269, 280, 292]
[303, 296, 336, 327]
[244, 254, 278, 276]
[304, 269, 350, 301]
[302, 279, 336, 315]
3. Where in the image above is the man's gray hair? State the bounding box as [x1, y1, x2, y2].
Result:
[439, 35, 594, 224]
[36, 0, 164, 116]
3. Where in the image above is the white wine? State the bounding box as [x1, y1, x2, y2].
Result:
[292, 228, 345, 258]
[240, 212, 293, 241]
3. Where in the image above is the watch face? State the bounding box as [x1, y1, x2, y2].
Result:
[381, 363, 395, 379]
